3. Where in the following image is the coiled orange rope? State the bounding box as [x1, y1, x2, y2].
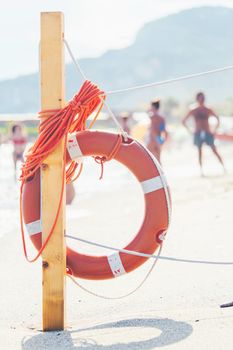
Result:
[21, 80, 104, 183]
[20, 80, 105, 262]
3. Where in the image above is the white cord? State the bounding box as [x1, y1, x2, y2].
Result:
[64, 39, 87, 81]
[62, 40, 233, 303]
[64, 39, 233, 96]
[65, 235, 233, 265]
[106, 65, 233, 95]
[64, 39, 127, 139]
[64, 138, 232, 303]
[67, 245, 163, 300]
[64, 134, 171, 299]
[101, 98, 128, 140]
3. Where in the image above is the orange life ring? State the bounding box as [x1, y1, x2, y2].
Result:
[22, 130, 170, 280]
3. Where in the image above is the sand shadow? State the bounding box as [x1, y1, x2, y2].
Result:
[21, 317, 193, 350]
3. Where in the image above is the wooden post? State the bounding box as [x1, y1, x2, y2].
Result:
[40, 12, 66, 331]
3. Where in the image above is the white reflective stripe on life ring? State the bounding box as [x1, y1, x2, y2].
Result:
[26, 219, 42, 236]
[107, 252, 126, 278]
[141, 175, 166, 194]
[67, 134, 83, 160]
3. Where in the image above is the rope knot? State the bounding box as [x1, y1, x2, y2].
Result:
[20, 79, 105, 263]
[94, 156, 107, 164]
[93, 135, 122, 180]
[94, 156, 106, 180]
[70, 99, 82, 112]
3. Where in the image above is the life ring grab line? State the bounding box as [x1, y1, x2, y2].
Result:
[23, 131, 170, 280]
[25, 136, 170, 260]
[69, 139, 171, 292]
[108, 141, 171, 280]
[68, 244, 163, 300]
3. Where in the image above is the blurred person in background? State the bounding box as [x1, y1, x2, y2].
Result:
[10, 124, 27, 180]
[10, 123, 76, 203]
[146, 98, 168, 162]
[182, 92, 225, 176]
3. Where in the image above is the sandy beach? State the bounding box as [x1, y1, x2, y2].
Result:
[1, 138, 233, 350]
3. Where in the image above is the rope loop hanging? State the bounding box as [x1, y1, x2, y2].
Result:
[94, 134, 122, 179]
[20, 80, 105, 262]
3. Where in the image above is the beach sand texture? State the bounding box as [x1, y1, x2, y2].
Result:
[0, 140, 233, 350]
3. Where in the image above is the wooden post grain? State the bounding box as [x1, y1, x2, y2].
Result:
[40, 12, 66, 331]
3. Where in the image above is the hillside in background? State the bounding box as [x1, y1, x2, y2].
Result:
[1, 6, 233, 113]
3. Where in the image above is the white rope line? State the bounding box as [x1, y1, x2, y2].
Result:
[67, 245, 162, 300]
[64, 39, 87, 81]
[64, 39, 233, 95]
[64, 39, 127, 139]
[106, 65, 233, 95]
[65, 235, 233, 265]
[101, 97, 128, 140]
[62, 39, 233, 302]
[64, 39, 167, 299]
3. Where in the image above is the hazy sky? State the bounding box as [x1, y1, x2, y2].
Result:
[0, 0, 232, 80]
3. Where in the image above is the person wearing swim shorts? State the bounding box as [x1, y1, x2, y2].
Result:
[147, 98, 168, 162]
[182, 92, 225, 175]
